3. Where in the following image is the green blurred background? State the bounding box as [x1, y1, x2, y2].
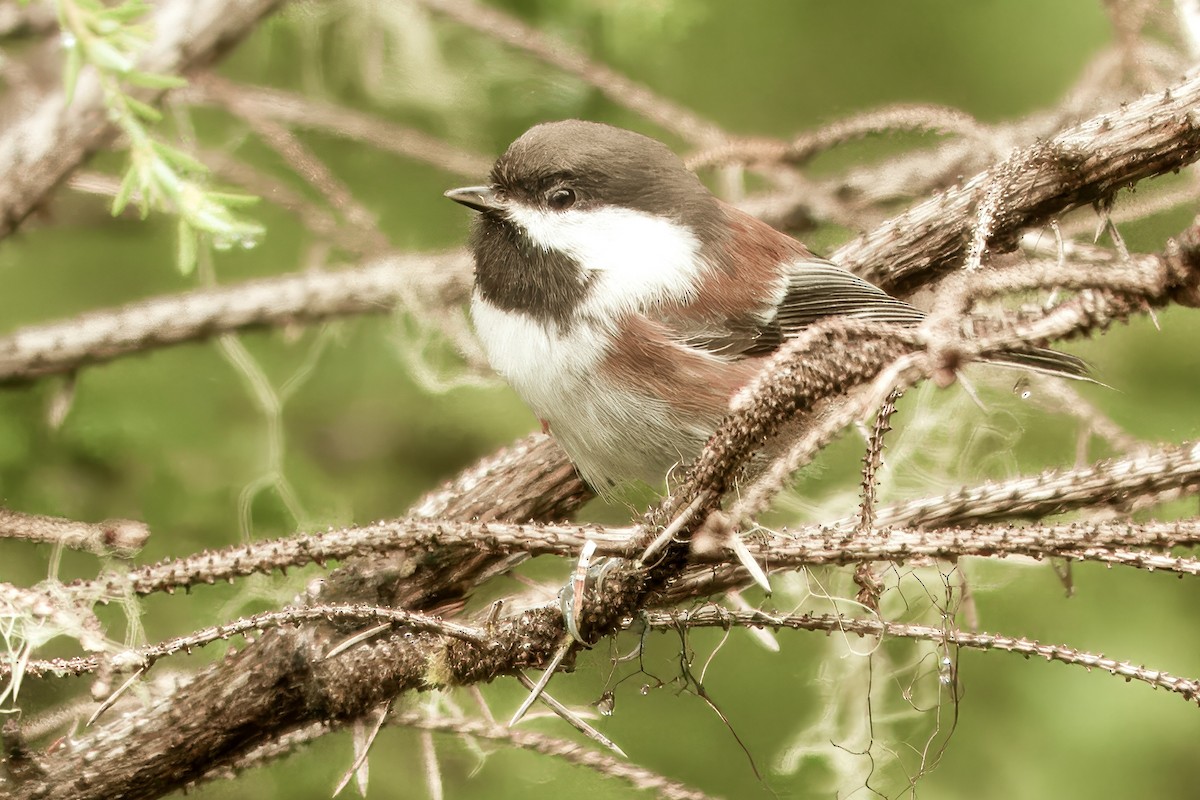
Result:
[3, 0, 1200, 797]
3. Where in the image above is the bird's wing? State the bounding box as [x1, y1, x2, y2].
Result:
[649, 203, 1089, 380]
[658, 256, 925, 358]
[754, 258, 926, 351]
[649, 201, 924, 358]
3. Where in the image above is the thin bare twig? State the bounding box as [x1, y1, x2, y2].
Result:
[643, 608, 1200, 704]
[413, 0, 727, 145]
[651, 518, 1200, 603]
[186, 74, 493, 178]
[685, 103, 994, 170]
[236, 113, 389, 253]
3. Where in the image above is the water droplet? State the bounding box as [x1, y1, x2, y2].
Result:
[212, 235, 234, 252]
[639, 684, 650, 696]
[596, 691, 615, 716]
[938, 655, 954, 685]
[61, 32, 77, 49]
[1012, 377, 1033, 400]
[238, 234, 260, 250]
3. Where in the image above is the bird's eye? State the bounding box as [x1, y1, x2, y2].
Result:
[547, 187, 576, 210]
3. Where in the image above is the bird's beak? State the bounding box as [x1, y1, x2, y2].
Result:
[444, 185, 504, 213]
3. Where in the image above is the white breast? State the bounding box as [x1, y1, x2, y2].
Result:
[470, 293, 607, 416]
[470, 293, 710, 489]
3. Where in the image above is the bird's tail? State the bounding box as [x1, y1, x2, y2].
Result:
[985, 346, 1093, 381]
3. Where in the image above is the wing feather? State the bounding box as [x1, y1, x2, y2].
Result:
[643, 203, 1088, 379]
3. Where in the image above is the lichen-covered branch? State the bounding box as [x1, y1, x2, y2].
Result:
[0, 252, 470, 385]
[0, 508, 148, 557]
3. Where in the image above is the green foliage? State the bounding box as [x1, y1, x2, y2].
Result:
[46, 0, 263, 273]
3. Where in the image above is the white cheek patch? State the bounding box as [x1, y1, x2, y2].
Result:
[504, 203, 702, 316]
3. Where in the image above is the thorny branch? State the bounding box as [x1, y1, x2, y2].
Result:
[12, 489, 1191, 618]
[641, 608, 1200, 703]
[4, 3, 1200, 800]
[184, 74, 494, 179]
[10, 514, 1200, 682]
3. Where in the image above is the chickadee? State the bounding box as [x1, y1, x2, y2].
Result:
[446, 120, 1086, 491]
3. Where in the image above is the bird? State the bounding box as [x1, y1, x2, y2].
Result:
[445, 119, 1088, 492]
